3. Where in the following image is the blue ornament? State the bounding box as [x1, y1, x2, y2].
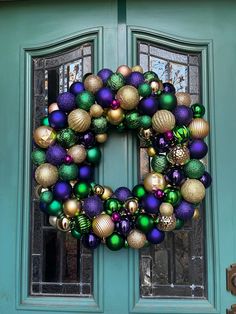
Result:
[53, 181, 72, 201]
[142, 193, 161, 214]
[82, 233, 101, 249]
[146, 227, 165, 244]
[95, 87, 114, 108]
[97, 68, 113, 84]
[69, 82, 85, 96]
[48, 110, 67, 129]
[78, 164, 94, 181]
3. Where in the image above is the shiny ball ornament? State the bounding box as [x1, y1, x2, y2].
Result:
[117, 85, 140, 110]
[117, 219, 132, 236]
[139, 115, 152, 129]
[154, 189, 165, 200]
[159, 93, 177, 111]
[106, 233, 125, 251]
[107, 73, 125, 91]
[132, 184, 147, 200]
[143, 172, 166, 192]
[74, 182, 91, 199]
[175, 200, 195, 221]
[46, 144, 67, 166]
[125, 111, 140, 129]
[165, 168, 185, 186]
[101, 186, 113, 200]
[75, 214, 91, 234]
[95, 87, 114, 108]
[69, 82, 85, 96]
[175, 218, 185, 230]
[191, 103, 205, 118]
[41, 116, 49, 126]
[84, 74, 103, 94]
[189, 139, 208, 159]
[63, 199, 81, 217]
[144, 71, 158, 83]
[107, 107, 124, 125]
[97, 68, 113, 84]
[92, 116, 108, 133]
[159, 202, 174, 217]
[57, 128, 77, 148]
[114, 187, 132, 202]
[152, 110, 176, 133]
[92, 214, 115, 238]
[47, 200, 63, 216]
[67, 145, 87, 164]
[142, 193, 161, 214]
[71, 228, 82, 239]
[146, 227, 165, 244]
[116, 65, 132, 77]
[158, 214, 176, 232]
[53, 181, 72, 200]
[82, 233, 101, 249]
[56, 217, 71, 232]
[132, 65, 143, 73]
[105, 198, 122, 215]
[152, 134, 169, 153]
[167, 144, 190, 166]
[35, 163, 58, 187]
[138, 83, 152, 97]
[78, 164, 94, 181]
[80, 131, 96, 148]
[163, 82, 176, 94]
[89, 104, 104, 118]
[200, 171, 212, 188]
[87, 146, 101, 164]
[164, 187, 182, 206]
[173, 105, 193, 125]
[181, 179, 206, 203]
[136, 214, 154, 233]
[76, 91, 95, 110]
[48, 102, 59, 113]
[151, 155, 168, 173]
[127, 230, 146, 249]
[139, 128, 153, 141]
[193, 208, 200, 220]
[150, 80, 162, 94]
[32, 149, 46, 165]
[83, 195, 103, 218]
[125, 198, 139, 214]
[57, 92, 76, 112]
[173, 126, 190, 144]
[49, 215, 57, 228]
[59, 163, 78, 181]
[176, 92, 191, 106]
[33, 126, 57, 148]
[95, 133, 108, 143]
[112, 212, 121, 222]
[126, 71, 144, 88]
[147, 147, 156, 157]
[189, 118, 209, 139]
[68, 109, 91, 132]
[184, 159, 205, 179]
[138, 95, 159, 116]
[40, 190, 54, 204]
[93, 184, 105, 196]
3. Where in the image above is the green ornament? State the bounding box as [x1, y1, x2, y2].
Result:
[175, 218, 185, 230]
[144, 71, 158, 83]
[41, 116, 49, 126]
[75, 214, 91, 234]
[132, 184, 146, 199]
[125, 111, 140, 129]
[151, 155, 168, 173]
[116, 122, 126, 132]
[191, 103, 206, 118]
[136, 214, 154, 233]
[159, 93, 177, 111]
[47, 200, 63, 216]
[40, 190, 53, 204]
[71, 228, 81, 239]
[164, 187, 182, 206]
[87, 146, 101, 164]
[57, 128, 77, 148]
[173, 126, 190, 143]
[76, 91, 95, 111]
[184, 159, 205, 179]
[74, 182, 91, 199]
[138, 83, 152, 97]
[139, 115, 152, 129]
[105, 198, 122, 215]
[92, 116, 108, 134]
[31, 149, 46, 165]
[59, 164, 78, 181]
[106, 232, 125, 251]
[107, 73, 125, 91]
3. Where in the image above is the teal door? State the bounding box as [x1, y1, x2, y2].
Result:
[0, 1, 236, 314]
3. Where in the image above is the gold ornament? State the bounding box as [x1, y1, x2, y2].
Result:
[68, 109, 91, 132]
[139, 128, 154, 141]
[176, 92, 191, 106]
[158, 215, 176, 231]
[116, 65, 132, 77]
[84, 74, 103, 94]
[101, 186, 113, 200]
[116, 85, 140, 110]
[34, 185, 44, 199]
[92, 214, 115, 238]
[147, 147, 156, 157]
[35, 163, 58, 187]
[49, 216, 57, 228]
[95, 133, 108, 143]
[125, 198, 139, 214]
[143, 172, 166, 192]
[89, 104, 104, 118]
[127, 230, 146, 249]
[189, 118, 209, 139]
[159, 202, 174, 217]
[48, 102, 59, 113]
[152, 110, 176, 133]
[64, 199, 81, 217]
[167, 144, 190, 166]
[107, 107, 124, 125]
[150, 80, 162, 93]
[33, 126, 57, 148]
[181, 179, 206, 203]
[193, 208, 200, 220]
[94, 184, 105, 196]
[56, 217, 71, 232]
[68, 145, 87, 164]
[131, 65, 143, 73]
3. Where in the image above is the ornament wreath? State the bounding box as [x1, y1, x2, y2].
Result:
[32, 64, 212, 251]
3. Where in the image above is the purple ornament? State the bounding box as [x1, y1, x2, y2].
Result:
[142, 193, 161, 214]
[83, 195, 103, 218]
[189, 139, 208, 159]
[80, 132, 96, 148]
[78, 165, 94, 181]
[112, 212, 121, 222]
[146, 227, 165, 244]
[48, 110, 67, 129]
[126, 71, 144, 87]
[57, 92, 76, 111]
[82, 233, 101, 249]
[200, 171, 212, 188]
[163, 82, 176, 94]
[165, 168, 185, 186]
[173, 105, 193, 125]
[152, 134, 169, 152]
[154, 189, 165, 200]
[69, 82, 85, 96]
[164, 131, 174, 141]
[117, 218, 131, 236]
[46, 144, 67, 165]
[97, 68, 113, 84]
[95, 87, 114, 108]
[53, 181, 72, 201]
[138, 96, 159, 116]
[114, 187, 132, 202]
[175, 200, 194, 221]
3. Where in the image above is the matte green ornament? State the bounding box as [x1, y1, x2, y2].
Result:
[173, 126, 190, 143]
[105, 198, 122, 215]
[136, 214, 154, 233]
[116, 122, 126, 132]
[31, 149, 46, 165]
[40, 190, 53, 204]
[132, 184, 147, 199]
[71, 228, 82, 239]
[106, 232, 125, 251]
[47, 200, 63, 216]
[92, 116, 108, 134]
[107, 73, 125, 91]
[144, 71, 158, 83]
[175, 218, 185, 230]
[87, 147, 101, 164]
[74, 182, 91, 199]
[191, 103, 206, 118]
[164, 187, 182, 206]
[184, 159, 205, 179]
[159, 93, 177, 110]
[138, 83, 152, 97]
[125, 111, 140, 129]
[57, 128, 77, 148]
[59, 164, 78, 181]
[139, 115, 152, 129]
[41, 116, 50, 126]
[151, 155, 168, 173]
[75, 214, 91, 234]
[76, 91, 95, 111]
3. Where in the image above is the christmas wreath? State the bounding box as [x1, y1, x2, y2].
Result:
[32, 65, 212, 251]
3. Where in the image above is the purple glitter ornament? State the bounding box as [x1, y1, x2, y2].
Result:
[165, 168, 185, 186]
[173, 105, 193, 125]
[46, 144, 67, 165]
[53, 181, 72, 201]
[82, 233, 101, 249]
[57, 92, 76, 111]
[154, 189, 165, 200]
[97, 68, 113, 84]
[175, 200, 194, 221]
[114, 187, 132, 202]
[80, 131, 96, 148]
[138, 96, 159, 116]
[126, 71, 145, 87]
[142, 193, 161, 214]
[189, 139, 208, 159]
[152, 134, 169, 153]
[117, 218, 132, 236]
[78, 165, 94, 181]
[83, 195, 103, 218]
[69, 82, 85, 96]
[112, 212, 121, 222]
[95, 87, 114, 108]
[163, 82, 176, 94]
[48, 110, 67, 129]
[200, 171, 212, 188]
[146, 227, 165, 244]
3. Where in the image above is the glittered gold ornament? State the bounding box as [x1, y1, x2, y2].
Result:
[63, 199, 81, 217]
[48, 102, 59, 113]
[152, 110, 176, 133]
[101, 186, 113, 200]
[189, 118, 209, 139]
[127, 230, 146, 249]
[158, 215, 176, 231]
[125, 198, 139, 214]
[107, 107, 124, 125]
[150, 80, 162, 93]
[176, 92, 191, 106]
[84, 74, 103, 94]
[92, 214, 115, 238]
[132, 65, 143, 73]
[89, 104, 104, 118]
[147, 147, 156, 157]
[33, 126, 57, 148]
[159, 202, 174, 217]
[116, 85, 140, 110]
[68, 109, 91, 132]
[56, 217, 71, 232]
[143, 172, 166, 192]
[193, 208, 200, 220]
[116, 65, 132, 77]
[95, 133, 108, 143]
[181, 179, 206, 203]
[94, 184, 105, 196]
[167, 144, 190, 166]
[35, 163, 58, 187]
[67, 145, 87, 164]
